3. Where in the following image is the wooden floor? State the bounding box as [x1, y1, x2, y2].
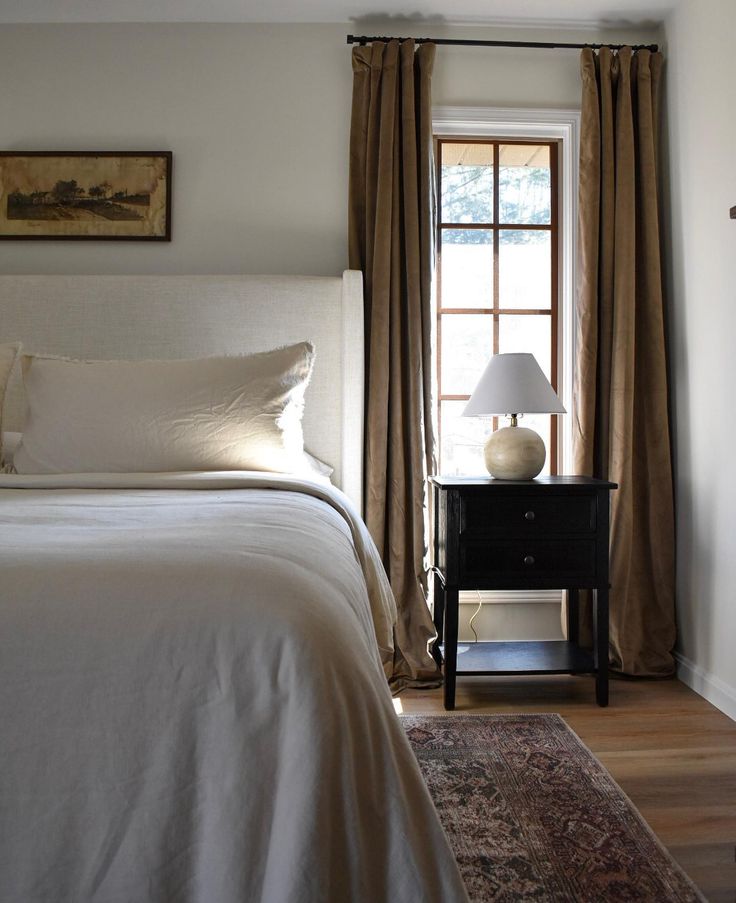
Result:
[401, 675, 736, 902]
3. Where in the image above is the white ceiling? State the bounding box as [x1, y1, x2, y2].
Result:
[0, 0, 676, 27]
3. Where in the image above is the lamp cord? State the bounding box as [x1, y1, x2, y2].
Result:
[468, 590, 484, 643]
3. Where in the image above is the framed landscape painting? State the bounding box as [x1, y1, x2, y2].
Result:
[0, 152, 172, 240]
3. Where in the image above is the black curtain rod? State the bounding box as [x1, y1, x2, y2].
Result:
[346, 34, 659, 52]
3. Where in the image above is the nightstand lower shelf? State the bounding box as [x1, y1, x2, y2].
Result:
[442, 640, 595, 675]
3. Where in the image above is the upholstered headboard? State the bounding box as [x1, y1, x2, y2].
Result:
[0, 271, 364, 511]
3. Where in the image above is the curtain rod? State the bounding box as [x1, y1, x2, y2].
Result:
[346, 34, 659, 52]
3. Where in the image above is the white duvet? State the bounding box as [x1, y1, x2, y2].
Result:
[0, 472, 468, 903]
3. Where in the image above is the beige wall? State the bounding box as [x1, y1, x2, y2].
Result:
[0, 24, 351, 275]
[0, 19, 658, 642]
[663, 0, 736, 719]
[0, 21, 655, 276]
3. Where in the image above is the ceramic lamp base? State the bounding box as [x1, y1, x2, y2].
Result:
[484, 425, 546, 480]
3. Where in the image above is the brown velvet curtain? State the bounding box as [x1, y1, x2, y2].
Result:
[348, 39, 441, 689]
[574, 47, 675, 676]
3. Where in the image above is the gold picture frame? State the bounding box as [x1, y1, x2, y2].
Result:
[0, 151, 172, 241]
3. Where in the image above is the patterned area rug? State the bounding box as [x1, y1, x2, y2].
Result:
[403, 714, 703, 902]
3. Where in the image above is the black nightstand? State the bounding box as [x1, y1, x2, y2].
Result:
[430, 475, 617, 710]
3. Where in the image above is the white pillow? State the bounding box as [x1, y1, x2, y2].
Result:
[7, 430, 332, 481]
[14, 344, 320, 475]
[0, 344, 21, 467]
[304, 450, 333, 480]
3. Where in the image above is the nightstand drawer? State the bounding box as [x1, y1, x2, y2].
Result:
[461, 492, 596, 536]
[461, 538, 596, 580]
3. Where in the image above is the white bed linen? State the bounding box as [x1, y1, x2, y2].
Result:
[0, 472, 468, 903]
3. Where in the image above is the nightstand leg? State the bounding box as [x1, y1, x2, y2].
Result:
[593, 586, 609, 707]
[443, 586, 459, 711]
[567, 588, 579, 645]
[431, 571, 445, 668]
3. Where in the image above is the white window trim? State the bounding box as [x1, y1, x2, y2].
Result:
[433, 106, 580, 605]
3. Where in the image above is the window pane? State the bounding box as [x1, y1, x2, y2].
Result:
[441, 142, 493, 223]
[440, 399, 490, 476]
[499, 144, 551, 224]
[497, 314, 552, 380]
[499, 230, 551, 310]
[440, 229, 492, 309]
[440, 314, 491, 395]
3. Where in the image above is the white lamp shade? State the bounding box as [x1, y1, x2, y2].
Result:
[463, 353, 566, 416]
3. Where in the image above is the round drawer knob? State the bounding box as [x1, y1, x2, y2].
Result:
[523, 555, 535, 567]
[524, 510, 536, 521]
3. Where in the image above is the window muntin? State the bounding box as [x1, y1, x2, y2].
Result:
[437, 139, 559, 476]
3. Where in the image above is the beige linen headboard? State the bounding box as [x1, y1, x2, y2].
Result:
[0, 271, 364, 512]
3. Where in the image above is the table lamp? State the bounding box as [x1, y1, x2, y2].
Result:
[463, 352, 565, 480]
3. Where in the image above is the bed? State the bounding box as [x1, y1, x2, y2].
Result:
[0, 273, 468, 903]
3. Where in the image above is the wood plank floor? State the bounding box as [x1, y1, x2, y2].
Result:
[400, 675, 736, 902]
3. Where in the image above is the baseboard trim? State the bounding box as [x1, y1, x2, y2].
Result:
[459, 590, 562, 606]
[674, 652, 736, 722]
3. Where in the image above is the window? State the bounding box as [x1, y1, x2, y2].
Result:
[436, 138, 560, 476]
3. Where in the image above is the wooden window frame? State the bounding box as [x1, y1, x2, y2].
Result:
[436, 137, 560, 474]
